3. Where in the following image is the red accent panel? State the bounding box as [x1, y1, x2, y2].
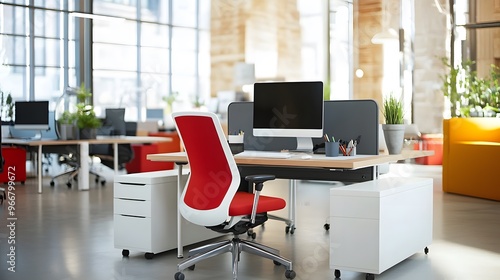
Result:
[229, 192, 286, 216]
[0, 147, 27, 183]
[125, 144, 173, 173]
[176, 115, 232, 210]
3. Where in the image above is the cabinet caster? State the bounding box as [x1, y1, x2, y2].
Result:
[334, 269, 341, 278]
[366, 273, 375, 280]
[174, 272, 185, 280]
[122, 249, 129, 257]
[285, 269, 296, 279]
[424, 247, 429, 254]
[324, 223, 330, 231]
[145, 252, 154, 259]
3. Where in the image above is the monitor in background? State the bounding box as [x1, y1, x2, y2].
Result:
[14, 101, 50, 136]
[253, 81, 324, 151]
[146, 108, 164, 121]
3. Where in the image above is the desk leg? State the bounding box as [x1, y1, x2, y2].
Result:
[113, 143, 118, 173]
[38, 145, 43, 194]
[177, 164, 183, 258]
[79, 142, 90, 191]
[288, 179, 296, 232]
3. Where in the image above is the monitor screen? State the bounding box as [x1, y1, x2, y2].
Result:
[253, 81, 324, 151]
[14, 101, 50, 130]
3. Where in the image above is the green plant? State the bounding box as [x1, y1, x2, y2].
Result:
[162, 91, 178, 112]
[58, 111, 77, 125]
[74, 84, 102, 129]
[382, 94, 404, 124]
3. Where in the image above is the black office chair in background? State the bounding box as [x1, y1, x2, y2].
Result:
[90, 108, 134, 172]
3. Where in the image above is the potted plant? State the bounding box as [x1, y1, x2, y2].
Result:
[74, 84, 101, 139]
[382, 94, 405, 154]
[57, 111, 77, 140]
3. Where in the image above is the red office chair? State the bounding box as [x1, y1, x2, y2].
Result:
[172, 111, 295, 280]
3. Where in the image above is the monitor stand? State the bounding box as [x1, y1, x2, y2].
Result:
[295, 137, 314, 152]
[31, 131, 43, 140]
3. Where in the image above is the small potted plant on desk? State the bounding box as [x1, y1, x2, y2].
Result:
[57, 111, 78, 140]
[75, 85, 102, 139]
[382, 94, 405, 154]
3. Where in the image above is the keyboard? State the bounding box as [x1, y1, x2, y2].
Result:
[235, 151, 292, 159]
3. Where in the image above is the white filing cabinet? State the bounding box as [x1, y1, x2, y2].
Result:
[330, 177, 433, 279]
[114, 170, 222, 259]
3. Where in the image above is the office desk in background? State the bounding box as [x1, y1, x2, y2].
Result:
[3, 136, 172, 193]
[147, 149, 433, 257]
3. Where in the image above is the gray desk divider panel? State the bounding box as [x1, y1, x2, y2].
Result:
[228, 100, 379, 182]
[228, 100, 378, 155]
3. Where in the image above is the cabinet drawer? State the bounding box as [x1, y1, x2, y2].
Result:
[114, 198, 151, 217]
[114, 182, 152, 200]
[330, 196, 379, 219]
[114, 215, 152, 251]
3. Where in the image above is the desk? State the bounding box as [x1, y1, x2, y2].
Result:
[147, 150, 433, 257]
[3, 136, 172, 193]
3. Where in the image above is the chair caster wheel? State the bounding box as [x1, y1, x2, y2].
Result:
[285, 226, 295, 234]
[122, 249, 129, 257]
[145, 252, 154, 259]
[247, 230, 256, 239]
[66, 182, 72, 188]
[101, 180, 106, 186]
[324, 223, 330, 231]
[188, 265, 195, 270]
[174, 272, 185, 280]
[95, 177, 99, 183]
[50, 181, 55, 187]
[334, 269, 341, 278]
[424, 247, 429, 254]
[285, 269, 296, 279]
[273, 260, 282, 266]
[366, 273, 375, 280]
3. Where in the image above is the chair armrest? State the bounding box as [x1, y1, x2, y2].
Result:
[244, 174, 276, 224]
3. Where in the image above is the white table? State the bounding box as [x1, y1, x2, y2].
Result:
[3, 136, 172, 193]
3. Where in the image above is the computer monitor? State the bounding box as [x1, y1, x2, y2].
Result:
[253, 81, 324, 151]
[14, 101, 50, 131]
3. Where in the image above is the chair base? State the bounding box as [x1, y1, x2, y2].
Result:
[50, 167, 106, 188]
[175, 236, 295, 280]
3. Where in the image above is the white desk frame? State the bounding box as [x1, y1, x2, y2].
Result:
[147, 150, 433, 258]
[3, 136, 172, 193]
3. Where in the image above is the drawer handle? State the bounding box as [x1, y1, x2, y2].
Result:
[117, 182, 146, 186]
[120, 214, 146, 218]
[118, 198, 146, 202]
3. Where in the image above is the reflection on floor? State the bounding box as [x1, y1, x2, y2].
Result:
[0, 163, 499, 280]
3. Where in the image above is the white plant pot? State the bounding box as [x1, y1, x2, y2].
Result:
[382, 124, 405, 155]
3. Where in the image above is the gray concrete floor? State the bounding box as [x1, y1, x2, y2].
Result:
[0, 163, 499, 280]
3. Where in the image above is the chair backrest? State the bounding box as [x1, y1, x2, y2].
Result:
[104, 108, 126, 135]
[173, 111, 241, 227]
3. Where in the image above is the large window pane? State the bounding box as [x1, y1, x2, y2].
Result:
[141, 47, 169, 74]
[171, 27, 196, 51]
[94, 0, 138, 20]
[141, 0, 169, 23]
[34, 10, 61, 38]
[3, 35, 27, 65]
[93, 69, 137, 107]
[199, 0, 210, 30]
[34, 67, 62, 101]
[171, 74, 196, 99]
[141, 23, 169, 47]
[142, 73, 169, 108]
[35, 38, 61, 67]
[93, 20, 137, 44]
[0, 66, 25, 100]
[34, 0, 61, 9]
[172, 0, 197, 27]
[171, 50, 196, 75]
[93, 43, 137, 71]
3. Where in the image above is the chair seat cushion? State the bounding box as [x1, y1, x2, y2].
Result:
[229, 192, 286, 216]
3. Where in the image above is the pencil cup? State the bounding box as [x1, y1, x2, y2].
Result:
[325, 141, 339, 157]
[228, 134, 244, 155]
[346, 146, 356, 156]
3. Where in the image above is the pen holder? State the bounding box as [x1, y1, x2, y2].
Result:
[345, 146, 356, 156]
[228, 134, 244, 155]
[325, 141, 339, 157]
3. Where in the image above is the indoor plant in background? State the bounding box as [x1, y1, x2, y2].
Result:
[75, 84, 101, 139]
[382, 94, 405, 154]
[57, 111, 77, 140]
